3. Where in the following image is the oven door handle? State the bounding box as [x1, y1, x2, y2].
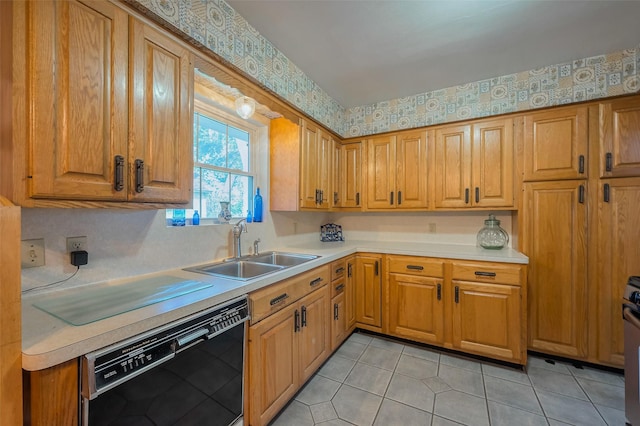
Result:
[624, 307, 640, 329]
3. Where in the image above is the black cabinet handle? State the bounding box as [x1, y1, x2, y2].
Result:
[398, 191, 402, 205]
[465, 188, 470, 204]
[335, 283, 345, 292]
[374, 260, 379, 276]
[114, 155, 124, 191]
[294, 309, 300, 332]
[455, 286, 459, 303]
[437, 283, 441, 301]
[335, 267, 345, 275]
[347, 263, 353, 278]
[334, 191, 338, 205]
[334, 303, 339, 320]
[475, 271, 497, 278]
[390, 191, 394, 205]
[604, 183, 610, 203]
[579, 155, 585, 174]
[301, 306, 307, 327]
[310, 277, 323, 287]
[475, 187, 480, 203]
[579, 185, 585, 204]
[135, 159, 144, 193]
[356, 192, 360, 206]
[320, 190, 324, 203]
[406, 265, 424, 271]
[270, 293, 289, 306]
[605, 152, 613, 172]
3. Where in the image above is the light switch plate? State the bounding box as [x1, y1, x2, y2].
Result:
[22, 238, 45, 268]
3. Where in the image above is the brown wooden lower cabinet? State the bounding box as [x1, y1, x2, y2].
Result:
[247, 277, 330, 426]
[354, 254, 383, 331]
[23, 359, 79, 426]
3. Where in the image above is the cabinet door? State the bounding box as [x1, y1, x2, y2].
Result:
[28, 1, 129, 201]
[355, 255, 382, 329]
[298, 287, 330, 382]
[130, 19, 193, 203]
[523, 180, 588, 358]
[317, 133, 332, 209]
[388, 273, 444, 344]
[341, 142, 362, 208]
[300, 120, 320, 208]
[597, 178, 640, 366]
[396, 130, 428, 208]
[346, 257, 357, 329]
[331, 141, 342, 208]
[248, 305, 298, 426]
[366, 135, 396, 208]
[599, 97, 640, 177]
[434, 124, 471, 208]
[472, 119, 514, 207]
[523, 106, 588, 181]
[452, 281, 521, 362]
[331, 291, 347, 351]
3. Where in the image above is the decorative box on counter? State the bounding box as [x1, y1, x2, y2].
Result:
[320, 223, 344, 242]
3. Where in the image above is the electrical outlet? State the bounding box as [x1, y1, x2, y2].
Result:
[21, 238, 45, 268]
[66, 236, 87, 253]
[428, 223, 437, 233]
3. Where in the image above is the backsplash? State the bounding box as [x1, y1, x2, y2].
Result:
[20, 208, 512, 292]
[131, 0, 639, 137]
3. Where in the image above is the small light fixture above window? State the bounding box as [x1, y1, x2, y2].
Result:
[235, 96, 256, 119]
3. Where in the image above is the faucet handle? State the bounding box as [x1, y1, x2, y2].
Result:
[253, 238, 261, 255]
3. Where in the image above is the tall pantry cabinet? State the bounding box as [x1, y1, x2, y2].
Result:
[521, 96, 640, 367]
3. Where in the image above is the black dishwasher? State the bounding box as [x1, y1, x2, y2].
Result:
[81, 295, 248, 426]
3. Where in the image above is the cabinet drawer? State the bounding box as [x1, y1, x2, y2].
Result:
[330, 277, 346, 299]
[452, 261, 523, 285]
[388, 256, 444, 277]
[250, 266, 329, 324]
[330, 259, 346, 282]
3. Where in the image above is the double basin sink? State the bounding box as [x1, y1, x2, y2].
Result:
[184, 251, 319, 281]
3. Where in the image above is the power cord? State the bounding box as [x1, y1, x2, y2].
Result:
[22, 266, 80, 294]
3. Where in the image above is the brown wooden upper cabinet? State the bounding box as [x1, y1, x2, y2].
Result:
[7, 1, 193, 206]
[523, 106, 588, 181]
[434, 118, 514, 208]
[365, 130, 429, 209]
[599, 96, 640, 178]
[300, 120, 332, 209]
[332, 142, 362, 209]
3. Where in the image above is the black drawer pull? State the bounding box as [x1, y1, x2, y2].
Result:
[605, 152, 613, 172]
[475, 187, 480, 203]
[301, 306, 307, 327]
[335, 267, 345, 275]
[335, 283, 345, 292]
[135, 159, 144, 193]
[455, 286, 459, 303]
[334, 303, 339, 320]
[406, 265, 424, 271]
[579, 185, 585, 204]
[465, 188, 470, 204]
[114, 155, 124, 191]
[475, 271, 497, 278]
[604, 183, 610, 203]
[356, 192, 360, 206]
[310, 277, 323, 287]
[269, 293, 289, 306]
[390, 191, 394, 205]
[578, 155, 585, 174]
[294, 309, 300, 332]
[375, 260, 379, 276]
[437, 283, 441, 301]
[398, 191, 402, 205]
[347, 263, 353, 277]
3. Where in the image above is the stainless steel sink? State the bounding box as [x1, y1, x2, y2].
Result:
[185, 260, 284, 280]
[184, 251, 319, 281]
[251, 251, 318, 267]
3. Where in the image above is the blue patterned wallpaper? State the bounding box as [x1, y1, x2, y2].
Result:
[134, 0, 639, 138]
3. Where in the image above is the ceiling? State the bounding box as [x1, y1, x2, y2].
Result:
[227, 0, 640, 108]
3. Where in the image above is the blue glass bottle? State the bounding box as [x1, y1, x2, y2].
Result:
[192, 210, 200, 226]
[253, 188, 263, 222]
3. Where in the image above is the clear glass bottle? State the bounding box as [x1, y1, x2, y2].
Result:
[218, 202, 232, 224]
[477, 214, 509, 249]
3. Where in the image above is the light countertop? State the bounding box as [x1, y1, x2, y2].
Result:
[22, 240, 527, 370]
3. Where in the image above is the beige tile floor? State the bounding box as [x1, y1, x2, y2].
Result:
[271, 332, 625, 426]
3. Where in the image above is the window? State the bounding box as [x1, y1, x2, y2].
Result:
[168, 101, 256, 224]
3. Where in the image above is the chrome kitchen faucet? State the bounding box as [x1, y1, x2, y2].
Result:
[232, 218, 248, 259]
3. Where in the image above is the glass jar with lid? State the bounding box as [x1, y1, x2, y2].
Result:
[477, 214, 509, 249]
